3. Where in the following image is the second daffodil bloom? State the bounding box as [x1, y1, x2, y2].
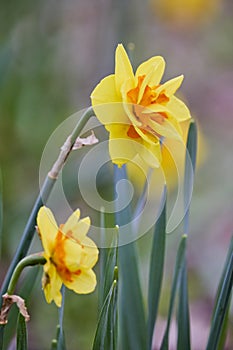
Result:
[37, 206, 99, 307]
[91, 44, 191, 168]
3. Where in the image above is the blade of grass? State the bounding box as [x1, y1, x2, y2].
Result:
[160, 234, 187, 350]
[206, 236, 233, 350]
[147, 187, 167, 349]
[114, 165, 147, 350]
[16, 313, 28, 350]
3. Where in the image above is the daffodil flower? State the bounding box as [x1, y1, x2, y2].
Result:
[37, 206, 99, 307]
[91, 44, 191, 167]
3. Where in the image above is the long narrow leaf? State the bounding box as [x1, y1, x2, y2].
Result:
[184, 120, 197, 234]
[0, 168, 3, 259]
[102, 228, 118, 305]
[160, 234, 187, 350]
[98, 208, 108, 310]
[177, 262, 191, 350]
[16, 313, 28, 350]
[206, 236, 233, 350]
[57, 286, 66, 350]
[175, 121, 197, 350]
[148, 187, 167, 348]
[93, 279, 118, 350]
[114, 165, 147, 350]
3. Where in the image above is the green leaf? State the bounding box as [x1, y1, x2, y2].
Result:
[56, 287, 66, 350]
[147, 187, 166, 348]
[184, 120, 197, 233]
[0, 168, 3, 260]
[93, 279, 118, 350]
[206, 236, 233, 350]
[177, 262, 191, 350]
[98, 208, 108, 310]
[160, 234, 187, 350]
[114, 165, 147, 350]
[16, 313, 28, 350]
[99, 210, 118, 311]
[102, 229, 118, 307]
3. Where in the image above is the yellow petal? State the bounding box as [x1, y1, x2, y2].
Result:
[91, 74, 121, 105]
[123, 101, 142, 127]
[92, 103, 129, 132]
[62, 210, 91, 241]
[136, 56, 165, 87]
[134, 125, 158, 145]
[136, 139, 161, 168]
[156, 75, 184, 97]
[79, 236, 99, 268]
[115, 44, 135, 93]
[63, 238, 83, 269]
[63, 268, 97, 294]
[108, 125, 139, 166]
[148, 117, 182, 139]
[42, 263, 62, 307]
[166, 96, 191, 121]
[37, 206, 57, 256]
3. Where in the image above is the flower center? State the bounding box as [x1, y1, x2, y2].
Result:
[126, 75, 169, 138]
[52, 230, 81, 283]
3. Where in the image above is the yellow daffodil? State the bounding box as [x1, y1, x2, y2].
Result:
[91, 44, 191, 168]
[37, 206, 99, 307]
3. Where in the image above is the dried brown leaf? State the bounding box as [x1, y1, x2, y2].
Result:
[73, 131, 99, 150]
[0, 294, 30, 324]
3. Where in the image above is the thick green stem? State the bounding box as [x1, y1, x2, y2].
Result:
[7, 254, 46, 296]
[0, 107, 95, 302]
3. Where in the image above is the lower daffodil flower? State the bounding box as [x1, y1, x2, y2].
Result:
[37, 206, 99, 307]
[91, 44, 191, 168]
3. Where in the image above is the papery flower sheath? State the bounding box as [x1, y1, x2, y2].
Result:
[37, 206, 99, 307]
[91, 44, 191, 167]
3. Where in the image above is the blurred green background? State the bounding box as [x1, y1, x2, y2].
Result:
[0, 0, 233, 349]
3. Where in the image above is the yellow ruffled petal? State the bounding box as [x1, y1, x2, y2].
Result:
[115, 44, 135, 93]
[62, 210, 91, 242]
[37, 206, 57, 256]
[62, 238, 83, 269]
[156, 75, 184, 97]
[63, 268, 97, 294]
[42, 262, 62, 307]
[166, 95, 192, 121]
[135, 56, 165, 87]
[148, 117, 182, 139]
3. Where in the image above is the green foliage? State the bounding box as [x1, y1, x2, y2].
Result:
[160, 234, 187, 350]
[147, 187, 166, 348]
[114, 165, 147, 350]
[206, 237, 233, 350]
[93, 230, 118, 350]
[16, 313, 28, 350]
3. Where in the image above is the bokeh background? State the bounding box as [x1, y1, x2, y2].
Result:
[0, 0, 233, 349]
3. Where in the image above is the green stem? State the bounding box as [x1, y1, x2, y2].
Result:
[7, 254, 46, 296]
[0, 107, 95, 303]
